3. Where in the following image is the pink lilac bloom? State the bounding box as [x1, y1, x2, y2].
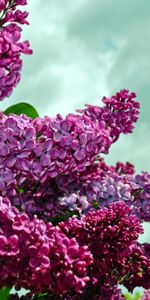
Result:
[0, 196, 149, 298]
[0, 1, 28, 26]
[0, 196, 93, 295]
[140, 290, 150, 300]
[0, 0, 32, 100]
[0, 197, 150, 299]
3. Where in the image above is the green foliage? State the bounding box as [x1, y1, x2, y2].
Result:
[4, 102, 39, 119]
[124, 291, 142, 300]
[50, 210, 78, 225]
[32, 294, 48, 299]
[0, 287, 11, 300]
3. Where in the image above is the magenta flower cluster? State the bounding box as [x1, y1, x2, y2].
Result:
[141, 290, 150, 300]
[0, 0, 32, 100]
[1, 196, 149, 299]
[0, 196, 93, 295]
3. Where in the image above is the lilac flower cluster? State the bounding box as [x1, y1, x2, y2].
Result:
[61, 161, 150, 222]
[0, 91, 140, 202]
[8, 159, 149, 223]
[0, 196, 93, 295]
[141, 290, 150, 300]
[60, 201, 150, 293]
[1, 197, 149, 299]
[0, 86, 149, 299]
[0, 0, 32, 100]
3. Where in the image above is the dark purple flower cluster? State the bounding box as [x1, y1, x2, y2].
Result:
[0, 0, 32, 100]
[60, 201, 150, 293]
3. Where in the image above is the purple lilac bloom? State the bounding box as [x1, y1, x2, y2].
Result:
[4, 158, 150, 222]
[68, 164, 150, 222]
[0, 90, 140, 190]
[0, 0, 32, 100]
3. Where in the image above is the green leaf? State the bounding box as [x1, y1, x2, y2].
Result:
[124, 292, 142, 300]
[0, 287, 11, 300]
[4, 102, 39, 119]
[32, 294, 48, 300]
[50, 211, 79, 225]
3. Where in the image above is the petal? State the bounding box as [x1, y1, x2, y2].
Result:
[8, 235, 19, 249]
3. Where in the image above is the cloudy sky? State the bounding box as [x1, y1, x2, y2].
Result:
[1, 0, 150, 274]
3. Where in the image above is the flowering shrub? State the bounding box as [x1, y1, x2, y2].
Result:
[0, 1, 149, 300]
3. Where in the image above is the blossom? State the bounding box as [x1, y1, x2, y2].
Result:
[0, 235, 19, 256]
[0, 24, 32, 100]
[0, 0, 32, 100]
[0, 196, 149, 298]
[0, 196, 93, 295]
[60, 201, 150, 293]
[0, 89, 149, 299]
[141, 290, 150, 300]
[0, 90, 140, 192]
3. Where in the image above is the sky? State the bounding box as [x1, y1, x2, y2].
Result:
[1, 0, 150, 241]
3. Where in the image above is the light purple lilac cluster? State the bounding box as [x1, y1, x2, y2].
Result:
[0, 90, 139, 184]
[0, 0, 32, 100]
[6, 157, 149, 223]
[71, 162, 150, 222]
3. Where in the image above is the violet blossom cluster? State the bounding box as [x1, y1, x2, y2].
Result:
[0, 91, 141, 214]
[6, 158, 150, 223]
[70, 163, 150, 222]
[0, 0, 32, 100]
